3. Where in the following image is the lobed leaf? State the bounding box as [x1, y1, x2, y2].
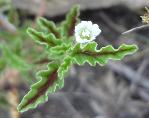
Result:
[38, 17, 61, 38]
[18, 56, 73, 112]
[49, 43, 71, 59]
[62, 5, 80, 37]
[72, 42, 138, 66]
[18, 62, 63, 112]
[18, 57, 72, 112]
[27, 28, 61, 47]
[58, 56, 72, 79]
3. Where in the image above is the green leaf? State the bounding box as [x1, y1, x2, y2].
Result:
[18, 56, 73, 112]
[45, 33, 62, 46]
[17, 62, 64, 112]
[71, 42, 138, 66]
[49, 43, 71, 59]
[27, 28, 61, 47]
[62, 5, 80, 37]
[58, 56, 72, 79]
[1, 45, 31, 71]
[38, 17, 61, 38]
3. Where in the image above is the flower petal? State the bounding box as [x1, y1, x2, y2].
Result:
[75, 21, 101, 44]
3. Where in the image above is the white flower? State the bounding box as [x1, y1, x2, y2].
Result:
[75, 21, 101, 43]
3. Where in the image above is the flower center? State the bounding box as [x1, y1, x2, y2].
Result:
[80, 29, 91, 40]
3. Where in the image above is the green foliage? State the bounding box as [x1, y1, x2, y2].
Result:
[0, 27, 37, 83]
[0, 0, 11, 11]
[71, 42, 138, 66]
[61, 5, 80, 37]
[58, 56, 72, 79]
[49, 44, 71, 59]
[18, 62, 60, 112]
[17, 5, 138, 112]
[18, 56, 72, 112]
[38, 17, 62, 38]
[0, 45, 31, 71]
[27, 28, 61, 47]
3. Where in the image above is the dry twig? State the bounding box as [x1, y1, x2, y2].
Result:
[107, 62, 149, 89]
[122, 24, 149, 35]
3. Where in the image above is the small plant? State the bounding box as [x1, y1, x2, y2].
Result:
[17, 5, 138, 112]
[122, 7, 149, 35]
[141, 7, 149, 24]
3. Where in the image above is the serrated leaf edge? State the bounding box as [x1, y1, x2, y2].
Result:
[72, 42, 138, 66]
